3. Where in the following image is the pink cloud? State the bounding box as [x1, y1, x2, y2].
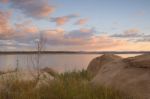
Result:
[41, 29, 127, 50]
[54, 16, 68, 25]
[35, 5, 54, 18]
[44, 28, 64, 39]
[75, 18, 88, 25]
[15, 21, 39, 34]
[51, 14, 79, 25]
[0, 10, 14, 39]
[0, 15, 39, 40]
[0, 0, 9, 3]
[79, 28, 92, 33]
[23, 26, 38, 34]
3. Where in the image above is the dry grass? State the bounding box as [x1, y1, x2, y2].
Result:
[0, 70, 133, 99]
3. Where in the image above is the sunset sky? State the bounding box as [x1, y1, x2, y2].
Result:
[0, 0, 150, 51]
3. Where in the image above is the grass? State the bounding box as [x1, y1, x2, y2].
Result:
[0, 70, 133, 99]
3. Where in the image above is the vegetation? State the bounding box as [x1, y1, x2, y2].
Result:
[0, 70, 133, 99]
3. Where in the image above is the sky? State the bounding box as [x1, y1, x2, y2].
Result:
[0, 0, 150, 51]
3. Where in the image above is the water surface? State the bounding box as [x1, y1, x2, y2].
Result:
[0, 54, 140, 72]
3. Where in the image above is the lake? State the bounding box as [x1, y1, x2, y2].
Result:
[0, 54, 140, 72]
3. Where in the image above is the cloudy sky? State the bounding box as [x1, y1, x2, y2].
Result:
[0, 0, 150, 51]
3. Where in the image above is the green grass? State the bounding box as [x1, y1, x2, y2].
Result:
[0, 70, 133, 99]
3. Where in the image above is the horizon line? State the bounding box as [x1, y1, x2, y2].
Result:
[0, 51, 150, 54]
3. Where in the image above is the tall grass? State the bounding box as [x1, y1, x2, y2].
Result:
[0, 70, 133, 99]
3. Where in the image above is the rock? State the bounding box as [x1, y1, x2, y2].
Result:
[0, 71, 35, 91]
[34, 67, 57, 88]
[0, 69, 17, 75]
[0, 68, 56, 90]
[0, 71, 4, 75]
[124, 54, 150, 68]
[41, 67, 57, 77]
[87, 54, 122, 77]
[0, 71, 34, 81]
[35, 72, 54, 89]
[90, 54, 150, 99]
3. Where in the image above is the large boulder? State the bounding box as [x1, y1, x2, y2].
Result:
[90, 54, 150, 99]
[124, 54, 150, 68]
[87, 54, 122, 77]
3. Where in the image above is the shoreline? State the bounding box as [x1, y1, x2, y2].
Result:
[0, 51, 150, 54]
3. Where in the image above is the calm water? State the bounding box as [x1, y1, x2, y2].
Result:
[0, 54, 140, 72]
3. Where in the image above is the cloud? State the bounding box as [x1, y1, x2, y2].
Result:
[75, 18, 88, 25]
[134, 11, 145, 16]
[0, 39, 33, 51]
[0, 15, 149, 51]
[43, 28, 64, 39]
[0, 20, 128, 51]
[24, 26, 38, 34]
[0, 0, 9, 3]
[65, 28, 94, 39]
[39, 28, 126, 50]
[50, 14, 79, 25]
[112, 28, 143, 38]
[111, 28, 150, 44]
[135, 36, 150, 42]
[8, 0, 55, 18]
[15, 21, 39, 34]
[0, 14, 39, 43]
[0, 10, 14, 39]
[87, 35, 127, 50]
[0, 40, 29, 47]
[124, 28, 140, 34]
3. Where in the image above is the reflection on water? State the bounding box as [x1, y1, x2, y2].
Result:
[0, 54, 140, 72]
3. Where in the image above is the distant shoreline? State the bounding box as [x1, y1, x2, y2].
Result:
[0, 51, 150, 54]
